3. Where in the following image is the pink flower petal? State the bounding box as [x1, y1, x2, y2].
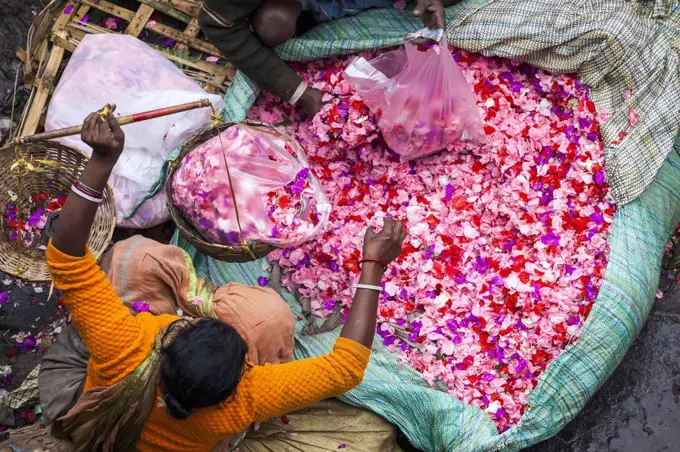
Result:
[629, 107, 639, 128]
[247, 47, 614, 431]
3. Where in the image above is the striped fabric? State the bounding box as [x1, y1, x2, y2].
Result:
[444, 0, 680, 207]
[174, 141, 680, 450]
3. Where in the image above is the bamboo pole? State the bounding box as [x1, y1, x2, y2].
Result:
[14, 98, 212, 145]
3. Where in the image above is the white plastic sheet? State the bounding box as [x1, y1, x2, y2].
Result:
[45, 34, 224, 228]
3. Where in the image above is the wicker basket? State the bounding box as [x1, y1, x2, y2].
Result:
[0, 142, 116, 281]
[166, 121, 278, 263]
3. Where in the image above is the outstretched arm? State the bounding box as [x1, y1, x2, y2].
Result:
[48, 108, 146, 378]
[222, 219, 406, 429]
[52, 107, 124, 256]
[340, 217, 406, 348]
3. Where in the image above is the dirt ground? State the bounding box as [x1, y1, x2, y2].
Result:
[2, 0, 680, 449]
[0, 0, 44, 125]
[530, 281, 680, 451]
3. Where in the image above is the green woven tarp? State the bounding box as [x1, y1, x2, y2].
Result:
[167, 2, 680, 450]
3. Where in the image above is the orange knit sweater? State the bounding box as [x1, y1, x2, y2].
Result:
[47, 243, 371, 451]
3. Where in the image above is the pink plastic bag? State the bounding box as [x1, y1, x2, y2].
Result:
[172, 124, 331, 248]
[344, 29, 484, 160]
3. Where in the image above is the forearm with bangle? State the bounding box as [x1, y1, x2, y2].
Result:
[339, 259, 387, 348]
[51, 156, 114, 257]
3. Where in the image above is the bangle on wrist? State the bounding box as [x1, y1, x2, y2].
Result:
[75, 181, 104, 198]
[359, 258, 388, 271]
[353, 283, 383, 293]
[289, 81, 308, 106]
[71, 183, 104, 204]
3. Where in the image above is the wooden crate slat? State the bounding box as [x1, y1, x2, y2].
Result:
[173, 17, 200, 53]
[147, 22, 219, 56]
[52, 2, 78, 34]
[78, 0, 136, 21]
[73, 4, 91, 23]
[52, 29, 80, 53]
[63, 22, 230, 79]
[160, 49, 233, 78]
[16, 48, 28, 65]
[29, 6, 58, 59]
[23, 46, 65, 135]
[159, 0, 201, 19]
[126, 4, 155, 36]
[208, 73, 226, 94]
[138, 0, 191, 23]
[21, 0, 234, 136]
[59, 23, 233, 86]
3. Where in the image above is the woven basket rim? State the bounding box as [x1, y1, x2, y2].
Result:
[0, 142, 116, 281]
[166, 121, 282, 259]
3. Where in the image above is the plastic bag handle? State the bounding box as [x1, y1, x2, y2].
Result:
[405, 28, 446, 44]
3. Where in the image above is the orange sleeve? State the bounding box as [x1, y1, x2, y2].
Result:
[46, 241, 150, 384]
[209, 337, 371, 432]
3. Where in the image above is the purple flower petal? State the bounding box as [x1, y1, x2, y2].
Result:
[443, 184, 455, 201]
[541, 231, 560, 247]
[132, 300, 150, 313]
[590, 212, 604, 225]
[594, 171, 605, 186]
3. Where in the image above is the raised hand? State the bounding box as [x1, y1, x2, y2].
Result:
[81, 104, 125, 165]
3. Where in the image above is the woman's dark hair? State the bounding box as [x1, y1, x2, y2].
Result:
[160, 318, 248, 420]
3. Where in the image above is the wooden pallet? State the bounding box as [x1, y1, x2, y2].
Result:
[16, 0, 234, 136]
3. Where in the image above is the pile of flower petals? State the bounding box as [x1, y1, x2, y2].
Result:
[4, 194, 66, 249]
[249, 49, 615, 431]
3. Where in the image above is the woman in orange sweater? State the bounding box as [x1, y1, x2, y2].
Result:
[46, 107, 406, 451]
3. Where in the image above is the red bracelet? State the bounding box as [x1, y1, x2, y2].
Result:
[359, 258, 388, 270]
[73, 181, 104, 199]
